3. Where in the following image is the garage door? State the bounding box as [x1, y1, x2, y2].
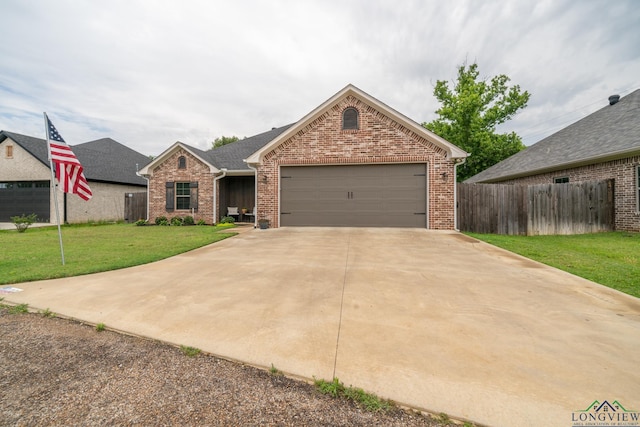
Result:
[0, 181, 50, 222]
[280, 164, 427, 227]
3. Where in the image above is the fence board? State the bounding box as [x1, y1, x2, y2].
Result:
[457, 180, 614, 235]
[124, 192, 147, 223]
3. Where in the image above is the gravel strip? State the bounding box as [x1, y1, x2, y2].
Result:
[0, 308, 466, 426]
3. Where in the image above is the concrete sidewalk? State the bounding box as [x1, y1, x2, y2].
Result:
[3, 228, 639, 427]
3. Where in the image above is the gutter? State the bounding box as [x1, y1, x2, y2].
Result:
[245, 161, 258, 228]
[453, 157, 466, 231]
[213, 168, 228, 224]
[135, 164, 150, 222]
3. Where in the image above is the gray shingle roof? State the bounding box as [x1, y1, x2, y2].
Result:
[466, 89, 640, 183]
[205, 124, 294, 170]
[0, 131, 148, 186]
[172, 125, 294, 171]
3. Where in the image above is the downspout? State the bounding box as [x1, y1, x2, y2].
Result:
[246, 162, 258, 228]
[213, 168, 227, 224]
[135, 163, 150, 222]
[453, 157, 466, 231]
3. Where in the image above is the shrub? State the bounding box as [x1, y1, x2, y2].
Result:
[196, 219, 206, 226]
[183, 216, 194, 225]
[170, 216, 184, 226]
[134, 219, 147, 226]
[10, 213, 38, 233]
[154, 216, 168, 225]
[220, 216, 235, 224]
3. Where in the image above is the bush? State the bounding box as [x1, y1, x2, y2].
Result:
[134, 219, 147, 226]
[170, 216, 184, 226]
[183, 216, 194, 226]
[10, 213, 38, 233]
[196, 219, 206, 226]
[220, 216, 235, 224]
[154, 216, 168, 226]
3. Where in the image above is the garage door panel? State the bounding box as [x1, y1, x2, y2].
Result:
[280, 164, 427, 228]
[0, 181, 50, 222]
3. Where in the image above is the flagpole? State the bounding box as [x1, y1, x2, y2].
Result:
[44, 112, 65, 265]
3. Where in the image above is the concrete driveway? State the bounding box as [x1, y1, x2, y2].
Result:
[3, 228, 639, 427]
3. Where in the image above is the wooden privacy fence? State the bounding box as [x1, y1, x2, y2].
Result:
[124, 192, 147, 223]
[457, 180, 614, 235]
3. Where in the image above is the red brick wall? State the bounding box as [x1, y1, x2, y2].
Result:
[500, 155, 640, 232]
[148, 148, 215, 224]
[256, 95, 458, 229]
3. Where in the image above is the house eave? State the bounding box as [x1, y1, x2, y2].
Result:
[475, 147, 640, 183]
[245, 84, 468, 164]
[138, 142, 219, 176]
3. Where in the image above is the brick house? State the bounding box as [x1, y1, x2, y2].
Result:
[466, 89, 640, 232]
[0, 131, 148, 223]
[139, 85, 468, 229]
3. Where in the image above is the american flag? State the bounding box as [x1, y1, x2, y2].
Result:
[45, 114, 92, 201]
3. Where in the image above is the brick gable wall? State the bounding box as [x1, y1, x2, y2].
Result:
[148, 148, 215, 223]
[500, 155, 640, 232]
[256, 95, 458, 229]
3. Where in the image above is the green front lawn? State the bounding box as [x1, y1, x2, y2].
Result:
[0, 223, 236, 285]
[467, 232, 640, 298]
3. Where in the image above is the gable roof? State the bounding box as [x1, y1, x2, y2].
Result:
[466, 89, 640, 183]
[0, 131, 148, 186]
[138, 124, 294, 175]
[245, 84, 468, 164]
[208, 125, 294, 170]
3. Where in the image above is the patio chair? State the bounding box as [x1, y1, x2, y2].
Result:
[227, 207, 239, 220]
[245, 207, 256, 218]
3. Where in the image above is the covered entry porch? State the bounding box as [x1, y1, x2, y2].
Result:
[217, 174, 256, 223]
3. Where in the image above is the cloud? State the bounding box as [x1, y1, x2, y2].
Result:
[0, 0, 638, 155]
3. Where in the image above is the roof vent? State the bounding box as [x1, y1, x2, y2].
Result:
[608, 94, 620, 105]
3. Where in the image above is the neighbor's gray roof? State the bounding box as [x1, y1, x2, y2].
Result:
[0, 131, 148, 186]
[466, 88, 640, 183]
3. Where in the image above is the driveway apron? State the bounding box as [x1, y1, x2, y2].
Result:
[4, 228, 640, 427]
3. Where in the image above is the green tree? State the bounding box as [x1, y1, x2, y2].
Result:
[211, 135, 239, 149]
[422, 62, 530, 181]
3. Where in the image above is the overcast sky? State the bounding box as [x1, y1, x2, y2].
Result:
[1, 0, 639, 156]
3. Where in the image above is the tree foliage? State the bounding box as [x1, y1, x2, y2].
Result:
[211, 135, 239, 149]
[422, 62, 530, 181]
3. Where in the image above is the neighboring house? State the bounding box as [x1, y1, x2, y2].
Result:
[139, 84, 468, 229]
[466, 89, 640, 232]
[0, 131, 149, 223]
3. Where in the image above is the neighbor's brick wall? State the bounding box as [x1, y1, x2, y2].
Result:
[500, 155, 640, 232]
[148, 148, 215, 224]
[257, 95, 458, 229]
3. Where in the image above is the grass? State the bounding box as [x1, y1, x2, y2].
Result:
[269, 363, 283, 376]
[180, 345, 201, 357]
[0, 223, 236, 285]
[466, 231, 640, 298]
[314, 377, 392, 412]
[5, 303, 29, 314]
[95, 323, 106, 332]
[38, 308, 56, 318]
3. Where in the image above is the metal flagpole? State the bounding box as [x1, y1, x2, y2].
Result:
[44, 112, 65, 265]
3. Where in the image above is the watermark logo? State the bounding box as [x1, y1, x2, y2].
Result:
[572, 400, 639, 427]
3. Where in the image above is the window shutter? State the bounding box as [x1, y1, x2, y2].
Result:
[189, 182, 198, 209]
[165, 182, 174, 211]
